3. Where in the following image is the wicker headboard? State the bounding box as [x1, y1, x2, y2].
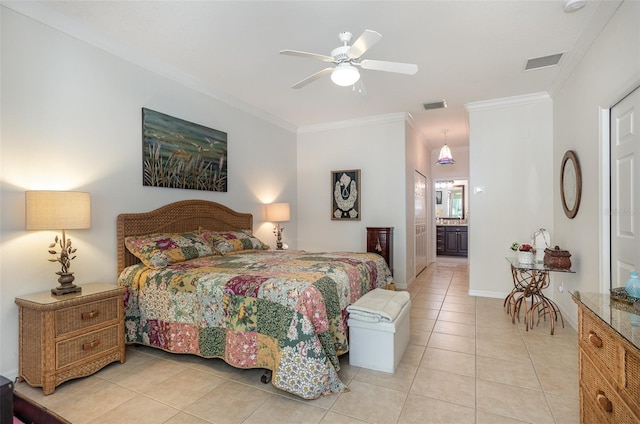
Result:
[116, 200, 253, 275]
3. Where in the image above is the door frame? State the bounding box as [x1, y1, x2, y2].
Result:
[598, 106, 611, 294]
[599, 82, 640, 294]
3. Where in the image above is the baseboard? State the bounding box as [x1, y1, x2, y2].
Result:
[468, 290, 508, 299]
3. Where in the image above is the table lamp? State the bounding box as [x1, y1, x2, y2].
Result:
[265, 202, 290, 250]
[25, 191, 91, 295]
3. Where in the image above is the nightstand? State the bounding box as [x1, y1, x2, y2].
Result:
[15, 283, 126, 395]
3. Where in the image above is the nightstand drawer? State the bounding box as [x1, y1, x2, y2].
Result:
[579, 307, 617, 380]
[56, 325, 119, 368]
[55, 297, 119, 336]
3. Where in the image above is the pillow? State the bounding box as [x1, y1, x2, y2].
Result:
[125, 232, 214, 268]
[202, 230, 269, 255]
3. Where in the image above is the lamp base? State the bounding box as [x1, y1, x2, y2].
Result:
[52, 272, 82, 296]
[51, 284, 82, 296]
[275, 226, 284, 250]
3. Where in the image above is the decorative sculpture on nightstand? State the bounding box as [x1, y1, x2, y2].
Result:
[48, 231, 79, 292]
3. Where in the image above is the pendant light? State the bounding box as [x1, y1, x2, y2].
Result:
[436, 130, 455, 165]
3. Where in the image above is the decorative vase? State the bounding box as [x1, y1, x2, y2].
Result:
[56, 272, 75, 285]
[625, 270, 640, 299]
[517, 251, 533, 265]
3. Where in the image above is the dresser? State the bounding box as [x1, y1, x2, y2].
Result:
[572, 292, 640, 423]
[366, 227, 393, 275]
[15, 283, 126, 394]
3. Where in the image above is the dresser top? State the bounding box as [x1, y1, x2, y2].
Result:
[15, 283, 123, 307]
[572, 291, 640, 350]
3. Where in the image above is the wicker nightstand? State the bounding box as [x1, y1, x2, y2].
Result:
[15, 283, 126, 395]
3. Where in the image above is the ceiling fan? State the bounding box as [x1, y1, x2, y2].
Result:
[280, 30, 418, 89]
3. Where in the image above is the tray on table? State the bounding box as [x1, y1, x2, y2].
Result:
[610, 287, 640, 315]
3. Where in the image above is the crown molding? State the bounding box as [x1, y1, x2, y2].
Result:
[298, 112, 409, 134]
[465, 92, 551, 112]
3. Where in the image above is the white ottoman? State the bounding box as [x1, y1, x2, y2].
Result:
[347, 290, 411, 373]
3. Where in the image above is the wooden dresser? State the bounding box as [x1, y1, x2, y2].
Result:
[572, 292, 640, 423]
[15, 283, 126, 394]
[366, 227, 393, 275]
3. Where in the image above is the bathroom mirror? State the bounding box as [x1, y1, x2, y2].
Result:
[435, 184, 465, 219]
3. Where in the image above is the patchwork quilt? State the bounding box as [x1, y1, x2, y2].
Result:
[118, 250, 392, 399]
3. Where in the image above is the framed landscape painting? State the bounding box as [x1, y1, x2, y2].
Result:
[331, 169, 361, 220]
[142, 108, 227, 192]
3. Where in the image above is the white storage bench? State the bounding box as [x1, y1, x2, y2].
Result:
[347, 288, 411, 373]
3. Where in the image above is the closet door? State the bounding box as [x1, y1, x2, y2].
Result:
[611, 86, 640, 287]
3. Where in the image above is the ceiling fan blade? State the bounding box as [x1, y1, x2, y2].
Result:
[347, 30, 382, 59]
[291, 68, 333, 89]
[280, 49, 335, 63]
[359, 59, 418, 75]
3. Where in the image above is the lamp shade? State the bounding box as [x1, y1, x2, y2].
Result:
[265, 202, 290, 222]
[331, 64, 360, 87]
[436, 144, 455, 165]
[26, 191, 91, 230]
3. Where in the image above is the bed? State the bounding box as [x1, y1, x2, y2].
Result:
[116, 200, 393, 399]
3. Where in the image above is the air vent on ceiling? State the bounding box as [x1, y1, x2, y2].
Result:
[525, 53, 564, 71]
[423, 100, 447, 110]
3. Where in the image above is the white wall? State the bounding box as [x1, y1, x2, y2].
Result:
[297, 114, 415, 289]
[0, 8, 297, 377]
[552, 0, 640, 327]
[467, 94, 554, 298]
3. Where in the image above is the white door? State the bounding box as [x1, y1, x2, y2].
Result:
[611, 86, 640, 287]
[415, 171, 427, 274]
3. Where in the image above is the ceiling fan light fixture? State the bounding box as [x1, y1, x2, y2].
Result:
[331, 63, 360, 87]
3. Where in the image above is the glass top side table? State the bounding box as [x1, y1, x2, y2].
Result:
[504, 257, 575, 335]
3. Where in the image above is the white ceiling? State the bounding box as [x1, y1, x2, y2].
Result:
[6, 1, 620, 149]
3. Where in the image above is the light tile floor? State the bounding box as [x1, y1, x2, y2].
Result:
[15, 259, 579, 423]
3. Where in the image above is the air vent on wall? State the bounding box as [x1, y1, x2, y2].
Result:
[525, 53, 564, 71]
[423, 100, 447, 110]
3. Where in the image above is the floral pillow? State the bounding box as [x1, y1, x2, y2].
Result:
[202, 230, 269, 255]
[125, 232, 214, 268]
